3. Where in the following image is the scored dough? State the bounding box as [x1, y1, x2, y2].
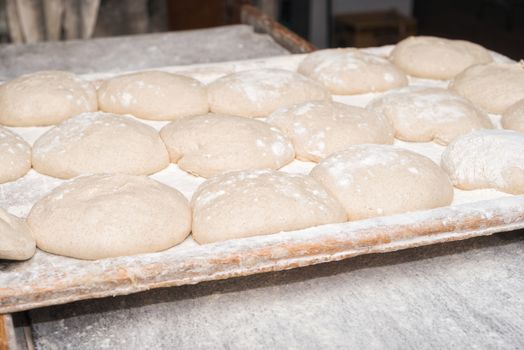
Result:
[267, 100, 394, 162]
[502, 99, 524, 132]
[0, 71, 97, 126]
[390, 36, 493, 79]
[98, 71, 208, 120]
[160, 114, 294, 178]
[298, 48, 408, 94]
[207, 68, 331, 118]
[28, 174, 192, 260]
[441, 130, 524, 194]
[367, 86, 493, 145]
[32, 112, 169, 179]
[450, 62, 524, 114]
[311, 145, 453, 220]
[191, 169, 347, 244]
[0, 208, 36, 260]
[0, 127, 31, 183]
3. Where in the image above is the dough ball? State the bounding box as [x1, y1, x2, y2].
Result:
[0, 208, 35, 260]
[502, 99, 524, 132]
[441, 130, 524, 194]
[32, 112, 169, 179]
[207, 68, 331, 118]
[311, 145, 453, 220]
[267, 101, 394, 162]
[191, 169, 347, 244]
[450, 62, 524, 114]
[390, 36, 492, 79]
[28, 174, 191, 260]
[297, 48, 408, 94]
[160, 114, 294, 178]
[367, 87, 493, 145]
[0, 71, 97, 126]
[98, 71, 208, 120]
[0, 127, 31, 183]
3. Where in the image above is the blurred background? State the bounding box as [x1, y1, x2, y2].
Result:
[0, 0, 522, 59]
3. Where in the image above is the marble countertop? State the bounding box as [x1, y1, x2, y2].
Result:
[2, 25, 523, 350]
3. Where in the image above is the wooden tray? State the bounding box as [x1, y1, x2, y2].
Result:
[1, 50, 523, 314]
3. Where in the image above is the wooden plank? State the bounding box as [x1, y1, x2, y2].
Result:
[241, 4, 316, 53]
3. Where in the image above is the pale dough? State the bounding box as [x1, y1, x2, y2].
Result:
[207, 68, 331, 118]
[0, 208, 35, 260]
[367, 86, 493, 145]
[297, 48, 408, 94]
[28, 174, 192, 260]
[160, 114, 294, 178]
[32, 112, 169, 179]
[502, 99, 524, 133]
[191, 169, 347, 244]
[441, 129, 524, 194]
[97, 70, 209, 120]
[390, 36, 492, 79]
[267, 100, 394, 162]
[450, 62, 524, 114]
[0, 127, 31, 183]
[310, 145, 453, 220]
[0, 71, 97, 126]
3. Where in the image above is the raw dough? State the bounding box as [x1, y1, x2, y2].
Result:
[267, 100, 394, 162]
[97, 71, 208, 120]
[0, 208, 35, 260]
[297, 48, 408, 94]
[160, 114, 294, 178]
[0, 127, 31, 183]
[207, 68, 331, 118]
[441, 130, 524, 194]
[390, 36, 492, 79]
[0, 71, 97, 126]
[450, 62, 524, 114]
[32, 112, 169, 179]
[502, 99, 524, 132]
[310, 145, 453, 220]
[367, 86, 493, 145]
[28, 174, 192, 260]
[191, 169, 347, 244]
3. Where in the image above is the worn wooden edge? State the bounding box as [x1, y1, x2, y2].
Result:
[0, 197, 523, 314]
[0, 314, 17, 350]
[240, 4, 316, 53]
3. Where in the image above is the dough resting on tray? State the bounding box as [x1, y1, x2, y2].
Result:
[27, 174, 192, 260]
[0, 127, 31, 184]
[267, 100, 394, 162]
[160, 114, 295, 178]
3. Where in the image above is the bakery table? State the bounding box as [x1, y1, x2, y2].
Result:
[1, 25, 524, 349]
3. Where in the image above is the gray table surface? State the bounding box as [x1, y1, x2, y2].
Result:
[2, 25, 523, 350]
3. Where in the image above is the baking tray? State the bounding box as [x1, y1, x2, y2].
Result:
[1, 47, 523, 314]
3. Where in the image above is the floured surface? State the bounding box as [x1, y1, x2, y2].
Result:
[0, 47, 522, 313]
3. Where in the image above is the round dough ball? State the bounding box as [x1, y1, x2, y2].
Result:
[267, 101, 394, 162]
[297, 48, 408, 94]
[0, 208, 36, 260]
[32, 112, 169, 179]
[390, 36, 492, 79]
[311, 145, 453, 220]
[502, 99, 524, 132]
[191, 169, 347, 244]
[450, 62, 524, 114]
[28, 174, 191, 260]
[98, 71, 208, 120]
[0, 127, 31, 183]
[367, 87, 493, 145]
[0, 71, 97, 126]
[441, 130, 524, 194]
[160, 114, 294, 178]
[207, 68, 331, 118]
